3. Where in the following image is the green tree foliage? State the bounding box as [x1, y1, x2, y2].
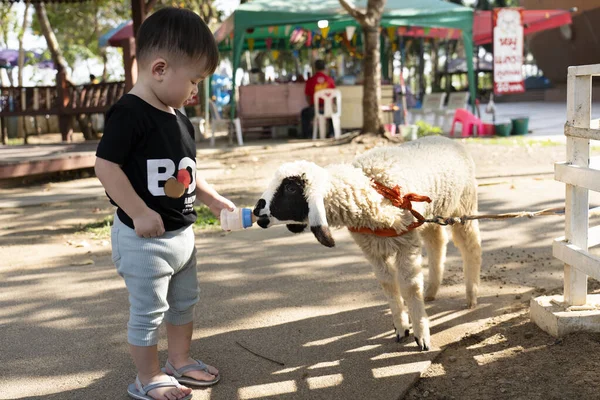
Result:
[0, 3, 18, 49]
[156, 0, 223, 26]
[30, 0, 130, 77]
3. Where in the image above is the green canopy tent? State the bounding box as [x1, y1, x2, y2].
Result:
[214, 0, 476, 120]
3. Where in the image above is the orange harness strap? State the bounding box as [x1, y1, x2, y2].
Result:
[348, 181, 432, 237]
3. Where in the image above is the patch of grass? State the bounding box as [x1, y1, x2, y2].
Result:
[81, 215, 113, 238]
[415, 121, 443, 137]
[5, 138, 25, 146]
[79, 205, 242, 235]
[194, 205, 219, 229]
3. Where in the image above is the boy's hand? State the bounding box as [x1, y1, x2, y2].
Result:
[132, 208, 165, 238]
[207, 195, 235, 218]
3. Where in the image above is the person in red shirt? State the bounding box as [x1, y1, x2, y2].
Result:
[301, 59, 336, 139]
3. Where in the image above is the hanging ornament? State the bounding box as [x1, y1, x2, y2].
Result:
[268, 26, 274, 34]
[321, 26, 330, 39]
[387, 27, 395, 41]
[274, 26, 279, 35]
[397, 26, 407, 35]
[345, 25, 356, 41]
[272, 50, 280, 60]
[423, 27, 431, 36]
[266, 37, 273, 50]
[247, 38, 255, 51]
[352, 32, 357, 46]
[446, 28, 455, 39]
[285, 25, 292, 36]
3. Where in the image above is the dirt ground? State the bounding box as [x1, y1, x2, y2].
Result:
[3, 135, 600, 400]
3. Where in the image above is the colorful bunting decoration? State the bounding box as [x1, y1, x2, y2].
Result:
[285, 25, 292, 35]
[321, 26, 330, 39]
[265, 37, 273, 50]
[274, 26, 279, 35]
[386, 27, 395, 41]
[268, 26, 274, 33]
[397, 26, 407, 35]
[290, 28, 303, 44]
[247, 38, 255, 51]
[272, 50, 280, 60]
[423, 27, 431, 35]
[345, 26, 356, 41]
[307, 30, 313, 47]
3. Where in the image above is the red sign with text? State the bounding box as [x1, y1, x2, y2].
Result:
[493, 8, 525, 95]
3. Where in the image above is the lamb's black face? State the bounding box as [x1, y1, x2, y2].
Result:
[271, 177, 309, 222]
[253, 176, 309, 233]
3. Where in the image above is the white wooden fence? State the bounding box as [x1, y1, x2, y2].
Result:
[553, 64, 600, 306]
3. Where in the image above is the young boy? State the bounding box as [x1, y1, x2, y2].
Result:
[95, 7, 232, 400]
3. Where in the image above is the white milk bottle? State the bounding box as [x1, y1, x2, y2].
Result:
[220, 208, 257, 231]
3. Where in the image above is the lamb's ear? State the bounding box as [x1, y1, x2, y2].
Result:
[311, 226, 335, 247]
[308, 194, 335, 247]
[286, 224, 307, 233]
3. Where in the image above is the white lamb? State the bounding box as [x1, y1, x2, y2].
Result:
[253, 136, 482, 350]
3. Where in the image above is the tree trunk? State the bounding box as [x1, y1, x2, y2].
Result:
[17, 2, 30, 142]
[17, 2, 30, 87]
[362, 26, 384, 135]
[34, 2, 96, 141]
[101, 50, 109, 81]
[339, 0, 386, 136]
[34, 3, 68, 75]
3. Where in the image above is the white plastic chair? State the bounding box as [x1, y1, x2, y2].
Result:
[208, 101, 243, 146]
[410, 92, 446, 126]
[434, 92, 470, 132]
[312, 89, 342, 140]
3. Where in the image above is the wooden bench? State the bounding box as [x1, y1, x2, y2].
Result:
[238, 83, 307, 137]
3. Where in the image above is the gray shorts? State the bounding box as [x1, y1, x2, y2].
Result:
[111, 214, 198, 346]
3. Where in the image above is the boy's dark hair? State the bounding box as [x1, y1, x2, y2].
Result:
[314, 59, 326, 71]
[136, 7, 219, 75]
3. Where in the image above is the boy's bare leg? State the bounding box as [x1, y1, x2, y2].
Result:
[166, 322, 219, 380]
[130, 344, 192, 399]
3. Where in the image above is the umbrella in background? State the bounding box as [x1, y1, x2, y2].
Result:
[0, 49, 54, 69]
[98, 21, 132, 48]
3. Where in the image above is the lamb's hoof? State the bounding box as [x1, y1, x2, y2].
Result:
[466, 299, 478, 309]
[415, 337, 430, 351]
[395, 328, 410, 343]
[424, 296, 436, 303]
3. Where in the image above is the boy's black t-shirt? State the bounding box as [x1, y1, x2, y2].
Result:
[96, 94, 198, 231]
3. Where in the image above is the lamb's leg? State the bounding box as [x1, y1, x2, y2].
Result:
[421, 224, 448, 302]
[451, 220, 482, 308]
[362, 252, 410, 341]
[395, 246, 430, 351]
[378, 280, 410, 342]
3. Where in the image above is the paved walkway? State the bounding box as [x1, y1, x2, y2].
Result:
[3, 170, 599, 399]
